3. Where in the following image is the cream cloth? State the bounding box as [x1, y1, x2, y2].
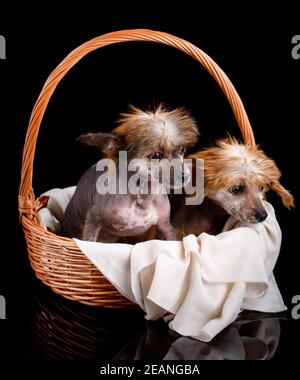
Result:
[38, 187, 286, 342]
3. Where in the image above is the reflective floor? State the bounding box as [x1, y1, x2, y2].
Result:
[24, 285, 286, 360]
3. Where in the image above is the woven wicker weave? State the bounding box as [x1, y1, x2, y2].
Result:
[18, 29, 255, 307]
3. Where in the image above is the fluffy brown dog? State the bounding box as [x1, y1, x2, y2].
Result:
[62, 105, 199, 242]
[171, 137, 294, 237]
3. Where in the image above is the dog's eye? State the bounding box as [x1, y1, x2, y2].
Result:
[259, 185, 265, 192]
[229, 185, 244, 194]
[150, 152, 163, 160]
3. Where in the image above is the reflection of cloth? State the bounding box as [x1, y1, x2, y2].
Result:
[38, 187, 286, 342]
[115, 313, 283, 360]
[163, 313, 282, 360]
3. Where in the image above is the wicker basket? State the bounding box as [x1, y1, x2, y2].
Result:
[18, 29, 256, 307]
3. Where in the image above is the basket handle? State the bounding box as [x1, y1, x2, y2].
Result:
[18, 29, 255, 217]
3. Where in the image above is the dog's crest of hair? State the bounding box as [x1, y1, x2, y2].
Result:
[113, 104, 199, 153]
[191, 136, 294, 209]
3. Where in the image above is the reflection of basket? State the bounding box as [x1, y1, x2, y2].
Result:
[31, 290, 145, 360]
[18, 29, 256, 307]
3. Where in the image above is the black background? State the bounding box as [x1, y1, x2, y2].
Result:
[1, 2, 300, 373]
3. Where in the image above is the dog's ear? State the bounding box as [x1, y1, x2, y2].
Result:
[76, 133, 121, 155]
[270, 181, 295, 209]
[261, 156, 295, 210]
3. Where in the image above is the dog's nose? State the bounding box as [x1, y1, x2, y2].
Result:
[254, 209, 268, 222]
